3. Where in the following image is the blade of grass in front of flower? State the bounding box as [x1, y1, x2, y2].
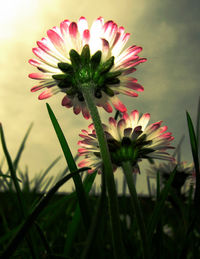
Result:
[186, 111, 200, 209]
[81, 172, 106, 259]
[63, 172, 96, 256]
[147, 166, 177, 241]
[196, 97, 200, 156]
[186, 185, 194, 221]
[46, 103, 91, 230]
[1, 168, 89, 259]
[122, 161, 150, 259]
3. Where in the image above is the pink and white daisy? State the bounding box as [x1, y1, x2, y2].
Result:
[78, 110, 174, 174]
[29, 17, 146, 119]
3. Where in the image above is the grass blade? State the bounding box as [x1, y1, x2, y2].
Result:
[46, 103, 91, 229]
[63, 172, 96, 256]
[13, 123, 33, 170]
[196, 97, 200, 156]
[186, 111, 200, 209]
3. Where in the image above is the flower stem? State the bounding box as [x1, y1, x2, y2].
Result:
[80, 83, 125, 259]
[122, 160, 150, 259]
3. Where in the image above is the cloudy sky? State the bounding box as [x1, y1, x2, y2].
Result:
[0, 0, 199, 193]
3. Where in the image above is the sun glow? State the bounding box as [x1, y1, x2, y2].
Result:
[0, 0, 37, 39]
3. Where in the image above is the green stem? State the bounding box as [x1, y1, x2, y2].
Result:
[122, 160, 150, 259]
[80, 83, 125, 259]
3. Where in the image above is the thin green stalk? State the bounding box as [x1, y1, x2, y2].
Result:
[80, 84, 125, 259]
[47, 103, 91, 230]
[122, 160, 150, 259]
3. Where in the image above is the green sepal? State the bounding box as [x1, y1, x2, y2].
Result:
[99, 56, 114, 74]
[106, 71, 122, 79]
[91, 51, 102, 70]
[69, 49, 81, 69]
[147, 158, 154, 164]
[121, 137, 132, 146]
[120, 147, 128, 159]
[58, 80, 71, 89]
[94, 90, 102, 99]
[58, 62, 73, 73]
[52, 74, 69, 80]
[107, 139, 120, 152]
[66, 88, 76, 96]
[103, 87, 115, 97]
[81, 44, 90, 64]
[139, 148, 155, 155]
[105, 78, 120, 85]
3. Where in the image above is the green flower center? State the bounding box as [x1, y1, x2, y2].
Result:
[94, 134, 154, 167]
[52, 44, 122, 101]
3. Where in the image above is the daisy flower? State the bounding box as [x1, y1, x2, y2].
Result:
[29, 17, 146, 119]
[78, 110, 174, 174]
[147, 161, 195, 195]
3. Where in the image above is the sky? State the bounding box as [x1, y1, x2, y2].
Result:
[0, 0, 199, 193]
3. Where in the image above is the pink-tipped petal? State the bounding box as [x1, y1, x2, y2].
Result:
[82, 29, 90, 45]
[82, 106, 90, 119]
[29, 73, 51, 80]
[38, 89, 53, 100]
[61, 96, 73, 107]
[69, 22, 78, 38]
[110, 96, 127, 113]
[138, 113, 151, 129]
[102, 102, 113, 113]
[31, 85, 44, 92]
[47, 29, 65, 53]
[109, 117, 117, 127]
[73, 105, 81, 115]
[130, 110, 139, 124]
[78, 17, 88, 35]
[126, 79, 144, 92]
[60, 19, 70, 36]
